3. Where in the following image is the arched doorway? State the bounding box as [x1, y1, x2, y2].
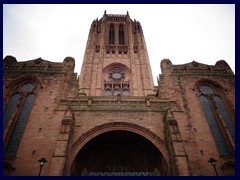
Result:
[70, 130, 168, 176]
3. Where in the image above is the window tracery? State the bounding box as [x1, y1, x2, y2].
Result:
[104, 68, 129, 96]
[108, 68, 126, 82]
[4, 82, 38, 157]
[198, 83, 234, 156]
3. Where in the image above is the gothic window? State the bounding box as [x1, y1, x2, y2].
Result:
[105, 89, 112, 96]
[4, 82, 38, 157]
[109, 24, 115, 44]
[119, 25, 124, 45]
[122, 90, 129, 96]
[105, 84, 112, 96]
[122, 85, 129, 96]
[213, 96, 235, 140]
[113, 89, 120, 96]
[104, 68, 129, 96]
[198, 84, 234, 156]
[3, 94, 20, 131]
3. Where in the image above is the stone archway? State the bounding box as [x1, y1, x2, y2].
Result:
[65, 122, 170, 176]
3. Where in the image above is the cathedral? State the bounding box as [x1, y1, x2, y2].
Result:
[3, 11, 235, 176]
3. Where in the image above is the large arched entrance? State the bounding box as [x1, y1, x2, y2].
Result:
[70, 130, 169, 176]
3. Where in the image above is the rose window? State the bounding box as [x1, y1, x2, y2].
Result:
[108, 68, 125, 81]
[104, 68, 129, 96]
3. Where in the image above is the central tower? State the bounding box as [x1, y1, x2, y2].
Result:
[79, 11, 154, 96]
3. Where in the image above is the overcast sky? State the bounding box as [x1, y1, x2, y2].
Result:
[3, 4, 235, 85]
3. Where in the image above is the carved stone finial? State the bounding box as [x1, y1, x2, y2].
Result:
[104, 10, 106, 15]
[127, 11, 129, 16]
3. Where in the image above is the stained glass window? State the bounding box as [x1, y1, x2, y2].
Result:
[21, 83, 34, 92]
[213, 96, 235, 140]
[122, 90, 129, 96]
[4, 82, 37, 157]
[105, 90, 112, 96]
[3, 94, 20, 131]
[5, 94, 36, 155]
[199, 96, 231, 155]
[113, 90, 120, 96]
[200, 85, 213, 94]
[104, 68, 129, 96]
[198, 84, 234, 156]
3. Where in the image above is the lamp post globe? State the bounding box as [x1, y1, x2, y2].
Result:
[208, 157, 218, 176]
[38, 157, 47, 176]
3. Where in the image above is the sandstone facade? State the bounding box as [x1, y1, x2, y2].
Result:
[3, 12, 235, 176]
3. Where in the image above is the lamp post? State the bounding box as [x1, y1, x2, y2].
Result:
[208, 157, 218, 176]
[38, 157, 47, 176]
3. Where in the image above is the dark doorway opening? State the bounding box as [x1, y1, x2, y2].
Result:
[71, 130, 168, 176]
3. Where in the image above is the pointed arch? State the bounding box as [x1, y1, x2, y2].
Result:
[103, 63, 131, 96]
[194, 79, 226, 95]
[5, 76, 42, 96]
[3, 76, 41, 158]
[109, 24, 115, 44]
[65, 122, 170, 175]
[195, 79, 235, 156]
[118, 24, 125, 45]
[103, 62, 131, 75]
